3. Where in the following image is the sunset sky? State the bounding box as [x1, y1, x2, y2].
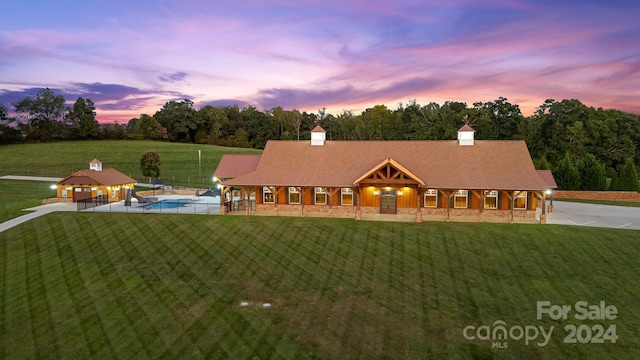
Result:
[1, 0, 639, 123]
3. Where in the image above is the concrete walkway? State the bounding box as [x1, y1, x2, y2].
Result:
[0, 202, 76, 233]
[0, 175, 63, 182]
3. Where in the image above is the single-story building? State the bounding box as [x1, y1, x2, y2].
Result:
[216, 125, 552, 223]
[55, 159, 136, 202]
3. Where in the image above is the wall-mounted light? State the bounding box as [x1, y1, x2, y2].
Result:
[373, 191, 379, 195]
[398, 191, 403, 196]
[546, 189, 552, 195]
[50, 185, 57, 190]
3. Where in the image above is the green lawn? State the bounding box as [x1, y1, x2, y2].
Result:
[0, 140, 261, 187]
[1, 210, 639, 359]
[1, 146, 639, 359]
[0, 180, 55, 223]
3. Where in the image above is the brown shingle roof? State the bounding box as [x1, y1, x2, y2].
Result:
[536, 170, 558, 189]
[213, 155, 262, 179]
[57, 168, 136, 186]
[224, 140, 550, 190]
[458, 124, 475, 132]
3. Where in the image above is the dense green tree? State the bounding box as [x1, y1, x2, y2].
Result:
[607, 167, 619, 191]
[102, 122, 126, 139]
[13, 88, 66, 141]
[536, 99, 590, 164]
[154, 100, 201, 142]
[577, 153, 607, 190]
[535, 156, 552, 170]
[244, 105, 276, 148]
[198, 105, 228, 145]
[69, 97, 100, 139]
[553, 153, 580, 190]
[473, 97, 523, 140]
[134, 114, 164, 140]
[140, 151, 162, 181]
[0, 104, 20, 144]
[618, 157, 639, 192]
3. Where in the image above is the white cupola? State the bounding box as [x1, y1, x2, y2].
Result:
[310, 125, 326, 146]
[89, 158, 103, 171]
[457, 124, 475, 146]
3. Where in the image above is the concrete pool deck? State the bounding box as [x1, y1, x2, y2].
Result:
[86, 194, 222, 215]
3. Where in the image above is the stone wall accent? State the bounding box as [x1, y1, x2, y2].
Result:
[554, 191, 640, 202]
[236, 203, 541, 224]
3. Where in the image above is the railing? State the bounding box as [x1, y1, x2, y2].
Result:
[77, 196, 109, 211]
[225, 199, 256, 212]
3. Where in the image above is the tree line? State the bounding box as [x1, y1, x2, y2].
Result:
[1, 88, 639, 191]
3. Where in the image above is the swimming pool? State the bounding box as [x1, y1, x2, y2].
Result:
[142, 199, 194, 210]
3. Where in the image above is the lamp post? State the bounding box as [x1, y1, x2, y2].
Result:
[198, 150, 201, 186]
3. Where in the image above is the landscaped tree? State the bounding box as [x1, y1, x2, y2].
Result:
[577, 153, 607, 190]
[618, 157, 639, 192]
[140, 151, 162, 182]
[553, 153, 580, 190]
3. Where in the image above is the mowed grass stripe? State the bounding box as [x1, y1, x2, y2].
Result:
[25, 221, 62, 359]
[3, 226, 36, 358]
[39, 216, 94, 359]
[2, 213, 640, 359]
[55, 215, 115, 358]
[74, 216, 151, 358]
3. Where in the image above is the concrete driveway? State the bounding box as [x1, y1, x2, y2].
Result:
[545, 200, 640, 230]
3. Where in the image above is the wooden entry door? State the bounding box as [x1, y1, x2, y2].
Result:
[380, 189, 397, 214]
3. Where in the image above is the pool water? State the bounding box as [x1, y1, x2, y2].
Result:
[142, 199, 193, 210]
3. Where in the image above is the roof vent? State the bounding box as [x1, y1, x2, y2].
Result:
[457, 124, 475, 146]
[311, 125, 326, 146]
[89, 158, 103, 171]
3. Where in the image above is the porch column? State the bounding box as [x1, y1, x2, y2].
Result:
[539, 191, 547, 224]
[299, 187, 305, 217]
[415, 187, 422, 223]
[355, 187, 362, 220]
[510, 191, 515, 224]
[472, 190, 485, 222]
[220, 186, 227, 215]
[444, 190, 452, 222]
[327, 188, 339, 218]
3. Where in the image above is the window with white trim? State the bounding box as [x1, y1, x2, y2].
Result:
[424, 189, 438, 207]
[341, 188, 353, 205]
[514, 191, 527, 210]
[454, 190, 468, 208]
[314, 187, 326, 205]
[263, 187, 274, 204]
[484, 190, 498, 209]
[288, 187, 300, 204]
